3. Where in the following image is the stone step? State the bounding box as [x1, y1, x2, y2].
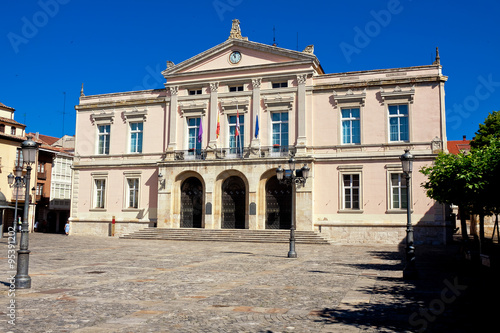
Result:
[121, 228, 331, 245]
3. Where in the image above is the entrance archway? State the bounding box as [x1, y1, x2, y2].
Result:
[221, 176, 246, 229]
[180, 177, 203, 228]
[265, 176, 292, 229]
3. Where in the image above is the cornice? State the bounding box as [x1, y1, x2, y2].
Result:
[162, 38, 319, 77]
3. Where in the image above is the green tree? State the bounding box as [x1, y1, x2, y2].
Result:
[471, 110, 500, 149]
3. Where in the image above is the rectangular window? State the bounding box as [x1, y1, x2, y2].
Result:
[187, 117, 202, 158]
[98, 125, 110, 155]
[126, 178, 139, 209]
[11, 127, 16, 135]
[388, 104, 409, 142]
[0, 124, 4, 133]
[93, 178, 106, 209]
[36, 183, 44, 196]
[228, 114, 244, 156]
[390, 173, 407, 209]
[341, 108, 361, 144]
[229, 85, 243, 92]
[188, 89, 202, 95]
[271, 112, 289, 155]
[342, 174, 360, 209]
[130, 122, 143, 153]
[272, 82, 288, 89]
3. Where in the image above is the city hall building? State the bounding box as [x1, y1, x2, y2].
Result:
[71, 20, 450, 244]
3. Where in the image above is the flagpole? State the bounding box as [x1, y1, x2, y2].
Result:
[237, 105, 243, 158]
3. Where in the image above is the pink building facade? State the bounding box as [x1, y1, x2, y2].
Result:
[72, 21, 450, 244]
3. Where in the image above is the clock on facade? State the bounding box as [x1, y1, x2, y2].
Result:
[229, 51, 241, 64]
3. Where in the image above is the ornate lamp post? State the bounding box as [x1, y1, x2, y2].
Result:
[400, 149, 417, 279]
[15, 136, 38, 289]
[276, 156, 310, 258]
[7, 166, 24, 245]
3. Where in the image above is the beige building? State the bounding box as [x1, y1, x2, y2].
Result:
[71, 21, 450, 244]
[0, 101, 34, 233]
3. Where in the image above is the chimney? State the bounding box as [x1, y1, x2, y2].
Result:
[463, 135, 466, 141]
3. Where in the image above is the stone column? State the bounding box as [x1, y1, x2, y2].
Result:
[251, 78, 261, 148]
[167, 86, 178, 151]
[296, 74, 307, 155]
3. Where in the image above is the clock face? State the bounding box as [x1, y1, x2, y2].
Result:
[229, 51, 241, 64]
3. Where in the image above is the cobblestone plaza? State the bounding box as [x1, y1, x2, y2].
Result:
[0, 234, 495, 332]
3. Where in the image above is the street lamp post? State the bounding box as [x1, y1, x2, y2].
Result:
[400, 149, 417, 279]
[276, 156, 310, 258]
[15, 136, 38, 289]
[7, 166, 24, 245]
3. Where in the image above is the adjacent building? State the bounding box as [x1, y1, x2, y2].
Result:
[71, 20, 450, 244]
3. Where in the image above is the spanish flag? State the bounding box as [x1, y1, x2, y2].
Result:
[216, 111, 220, 139]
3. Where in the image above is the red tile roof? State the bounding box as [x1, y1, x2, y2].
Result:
[447, 138, 471, 155]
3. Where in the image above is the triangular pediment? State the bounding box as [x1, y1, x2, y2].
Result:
[162, 38, 321, 78]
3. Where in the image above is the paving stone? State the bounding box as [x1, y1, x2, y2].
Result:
[0, 234, 497, 332]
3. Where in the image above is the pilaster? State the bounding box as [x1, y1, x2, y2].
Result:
[167, 86, 178, 151]
[251, 78, 261, 148]
[296, 74, 307, 155]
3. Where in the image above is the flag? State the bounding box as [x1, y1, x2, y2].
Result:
[216, 111, 220, 139]
[197, 118, 203, 143]
[255, 115, 259, 138]
[235, 107, 240, 137]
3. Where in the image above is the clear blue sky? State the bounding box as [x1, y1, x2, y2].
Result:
[1, 0, 499, 141]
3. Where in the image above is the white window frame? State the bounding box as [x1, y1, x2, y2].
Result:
[229, 85, 244, 92]
[272, 81, 288, 89]
[341, 107, 361, 145]
[270, 111, 289, 156]
[338, 165, 363, 213]
[96, 124, 111, 155]
[129, 121, 143, 153]
[227, 113, 244, 157]
[388, 103, 410, 142]
[91, 174, 108, 210]
[188, 88, 203, 95]
[124, 176, 140, 210]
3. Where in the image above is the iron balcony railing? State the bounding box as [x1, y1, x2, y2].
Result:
[173, 146, 296, 161]
[174, 149, 206, 161]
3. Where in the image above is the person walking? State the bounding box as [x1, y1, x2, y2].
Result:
[64, 221, 70, 235]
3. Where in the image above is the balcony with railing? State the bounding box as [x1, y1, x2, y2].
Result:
[171, 145, 296, 162]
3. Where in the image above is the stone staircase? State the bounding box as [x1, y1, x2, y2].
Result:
[120, 228, 332, 245]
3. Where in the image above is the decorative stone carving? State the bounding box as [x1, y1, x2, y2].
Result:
[252, 78, 262, 89]
[166, 61, 175, 68]
[227, 19, 248, 40]
[431, 136, 443, 153]
[179, 101, 208, 117]
[168, 86, 179, 96]
[91, 111, 114, 125]
[380, 85, 415, 104]
[332, 89, 366, 107]
[122, 107, 148, 122]
[297, 74, 307, 85]
[210, 82, 219, 93]
[302, 45, 314, 54]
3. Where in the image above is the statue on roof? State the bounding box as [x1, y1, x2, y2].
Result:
[303, 45, 314, 54]
[228, 19, 248, 40]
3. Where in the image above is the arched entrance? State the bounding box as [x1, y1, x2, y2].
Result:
[221, 176, 246, 229]
[265, 176, 292, 229]
[180, 177, 203, 228]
